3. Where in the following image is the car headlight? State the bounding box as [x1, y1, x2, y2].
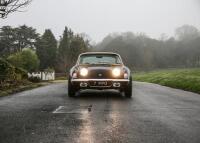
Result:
[80, 68, 88, 76]
[112, 68, 121, 77]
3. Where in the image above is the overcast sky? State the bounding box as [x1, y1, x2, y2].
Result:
[0, 0, 200, 42]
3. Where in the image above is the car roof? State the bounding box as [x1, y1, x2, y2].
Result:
[79, 52, 120, 56]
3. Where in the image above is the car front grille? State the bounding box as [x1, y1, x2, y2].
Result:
[88, 69, 111, 79]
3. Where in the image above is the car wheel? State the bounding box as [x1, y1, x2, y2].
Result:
[124, 76, 132, 98]
[68, 77, 76, 97]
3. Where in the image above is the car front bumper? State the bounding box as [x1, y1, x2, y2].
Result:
[71, 79, 129, 89]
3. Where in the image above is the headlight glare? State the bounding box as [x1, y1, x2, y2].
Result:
[112, 68, 121, 77]
[80, 68, 88, 76]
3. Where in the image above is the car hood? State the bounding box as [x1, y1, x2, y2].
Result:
[77, 64, 124, 79]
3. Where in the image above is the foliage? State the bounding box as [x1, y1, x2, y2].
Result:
[14, 25, 39, 50]
[0, 0, 32, 18]
[175, 25, 200, 42]
[36, 29, 57, 70]
[57, 27, 90, 72]
[44, 67, 54, 73]
[0, 58, 16, 83]
[57, 27, 73, 72]
[15, 67, 28, 79]
[7, 51, 23, 68]
[134, 68, 200, 94]
[7, 48, 40, 72]
[0, 26, 16, 57]
[0, 58, 29, 90]
[70, 35, 88, 64]
[1, 25, 91, 73]
[0, 25, 39, 57]
[95, 25, 200, 70]
[28, 76, 41, 83]
[55, 76, 67, 80]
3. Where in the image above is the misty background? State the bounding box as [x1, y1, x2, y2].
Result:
[0, 0, 200, 72]
[1, 0, 200, 42]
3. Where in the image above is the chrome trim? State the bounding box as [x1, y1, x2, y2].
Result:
[71, 79, 129, 82]
[113, 82, 121, 87]
[90, 85, 112, 88]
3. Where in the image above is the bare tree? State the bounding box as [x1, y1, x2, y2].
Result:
[0, 0, 32, 18]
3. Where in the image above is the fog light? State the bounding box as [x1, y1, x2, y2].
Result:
[113, 82, 120, 87]
[80, 82, 88, 87]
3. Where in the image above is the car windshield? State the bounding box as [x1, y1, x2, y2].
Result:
[79, 54, 122, 65]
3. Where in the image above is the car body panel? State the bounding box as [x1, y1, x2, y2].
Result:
[69, 52, 131, 90]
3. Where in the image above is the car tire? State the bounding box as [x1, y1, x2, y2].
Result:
[124, 76, 132, 98]
[68, 77, 76, 97]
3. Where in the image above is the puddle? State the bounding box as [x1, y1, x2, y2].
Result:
[52, 105, 92, 114]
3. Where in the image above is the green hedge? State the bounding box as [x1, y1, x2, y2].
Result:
[15, 67, 28, 80]
[0, 58, 28, 90]
[0, 58, 16, 82]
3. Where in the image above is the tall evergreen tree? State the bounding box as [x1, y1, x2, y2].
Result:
[36, 29, 57, 70]
[0, 26, 17, 56]
[14, 25, 39, 51]
[70, 35, 88, 63]
[0, 25, 39, 57]
[57, 27, 90, 72]
[57, 27, 73, 72]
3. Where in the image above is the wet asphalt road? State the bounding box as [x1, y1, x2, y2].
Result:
[0, 81, 200, 143]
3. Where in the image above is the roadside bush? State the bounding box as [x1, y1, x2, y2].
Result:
[0, 58, 16, 83]
[28, 76, 41, 83]
[15, 67, 28, 79]
[7, 48, 40, 72]
[0, 58, 30, 91]
[44, 67, 55, 73]
[0, 58, 17, 90]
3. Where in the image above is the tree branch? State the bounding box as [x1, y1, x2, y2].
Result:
[0, 0, 32, 18]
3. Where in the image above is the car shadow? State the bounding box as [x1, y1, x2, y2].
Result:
[73, 89, 129, 100]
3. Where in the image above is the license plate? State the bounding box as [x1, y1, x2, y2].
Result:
[90, 81, 108, 86]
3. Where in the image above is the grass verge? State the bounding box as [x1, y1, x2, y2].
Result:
[134, 68, 200, 94]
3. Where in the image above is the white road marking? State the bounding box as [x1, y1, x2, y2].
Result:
[52, 106, 65, 114]
[52, 105, 89, 114]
